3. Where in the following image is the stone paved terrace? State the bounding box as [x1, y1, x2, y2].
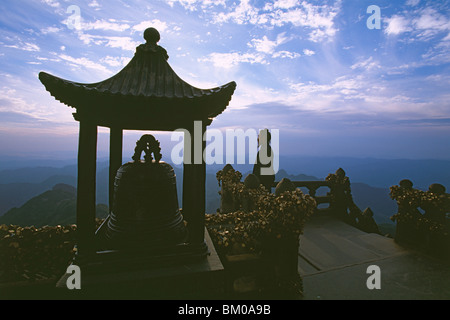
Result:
[298, 213, 450, 300]
[1, 212, 448, 300]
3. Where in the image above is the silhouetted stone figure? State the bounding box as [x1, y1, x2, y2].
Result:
[253, 129, 275, 192]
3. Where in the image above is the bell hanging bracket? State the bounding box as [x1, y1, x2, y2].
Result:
[132, 134, 162, 163]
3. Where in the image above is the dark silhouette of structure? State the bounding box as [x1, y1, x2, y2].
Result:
[252, 129, 275, 191]
[39, 27, 236, 269]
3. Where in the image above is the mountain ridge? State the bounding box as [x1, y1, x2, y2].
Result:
[2, 157, 443, 229]
[0, 183, 108, 227]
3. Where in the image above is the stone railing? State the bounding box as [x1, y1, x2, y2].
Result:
[390, 179, 450, 259]
[208, 164, 318, 298]
[208, 165, 381, 297]
[218, 165, 380, 235]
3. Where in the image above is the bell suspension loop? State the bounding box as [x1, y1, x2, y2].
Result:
[132, 134, 162, 163]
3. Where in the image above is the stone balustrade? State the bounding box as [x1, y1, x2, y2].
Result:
[390, 180, 449, 259]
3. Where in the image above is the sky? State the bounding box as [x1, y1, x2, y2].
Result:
[0, 0, 449, 163]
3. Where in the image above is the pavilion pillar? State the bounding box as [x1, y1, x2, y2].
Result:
[76, 120, 98, 260]
[109, 127, 123, 210]
[183, 120, 207, 245]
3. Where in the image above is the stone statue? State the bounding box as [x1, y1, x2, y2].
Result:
[252, 129, 275, 192]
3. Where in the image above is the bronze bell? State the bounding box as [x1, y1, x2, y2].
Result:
[99, 134, 188, 252]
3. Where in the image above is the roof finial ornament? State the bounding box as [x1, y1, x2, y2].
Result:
[144, 27, 160, 44]
[140, 27, 168, 60]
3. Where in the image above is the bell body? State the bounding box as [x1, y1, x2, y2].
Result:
[102, 160, 188, 250]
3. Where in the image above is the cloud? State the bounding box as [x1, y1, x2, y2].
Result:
[4, 42, 40, 52]
[421, 46, 450, 65]
[101, 36, 140, 51]
[385, 15, 412, 35]
[41, 0, 60, 8]
[248, 33, 289, 54]
[350, 57, 380, 71]
[302, 49, 315, 56]
[249, 35, 280, 54]
[60, 18, 175, 53]
[88, 0, 101, 8]
[0, 82, 71, 124]
[212, 0, 340, 42]
[100, 55, 131, 68]
[213, 0, 264, 25]
[268, 1, 341, 42]
[273, 0, 298, 10]
[204, 32, 300, 68]
[0, 87, 34, 114]
[285, 72, 450, 122]
[406, 0, 420, 6]
[413, 8, 450, 39]
[40, 26, 61, 34]
[165, 0, 226, 11]
[199, 52, 267, 68]
[132, 20, 169, 33]
[272, 51, 301, 59]
[36, 56, 61, 63]
[77, 19, 131, 32]
[396, 118, 450, 127]
[442, 33, 450, 42]
[383, 6, 450, 67]
[58, 54, 113, 77]
[385, 7, 450, 39]
[75, 33, 140, 51]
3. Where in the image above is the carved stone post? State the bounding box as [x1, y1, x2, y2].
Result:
[422, 183, 449, 258]
[392, 179, 423, 246]
[241, 174, 260, 213]
[358, 208, 381, 234]
[263, 178, 303, 297]
[327, 168, 358, 225]
[219, 164, 236, 214]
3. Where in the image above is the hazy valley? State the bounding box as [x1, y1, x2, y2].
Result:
[1, 156, 449, 236]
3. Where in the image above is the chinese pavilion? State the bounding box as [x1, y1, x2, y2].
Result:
[39, 27, 236, 266]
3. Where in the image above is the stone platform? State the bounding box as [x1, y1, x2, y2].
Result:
[54, 229, 224, 299]
[299, 213, 450, 300]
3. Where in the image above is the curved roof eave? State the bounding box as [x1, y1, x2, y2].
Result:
[38, 39, 237, 125]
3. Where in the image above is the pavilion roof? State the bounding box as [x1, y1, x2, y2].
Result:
[39, 29, 236, 130]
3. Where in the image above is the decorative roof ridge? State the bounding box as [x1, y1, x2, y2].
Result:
[38, 26, 237, 128]
[136, 43, 169, 60]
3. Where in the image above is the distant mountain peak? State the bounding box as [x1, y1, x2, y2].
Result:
[52, 183, 76, 195]
[275, 170, 320, 181]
